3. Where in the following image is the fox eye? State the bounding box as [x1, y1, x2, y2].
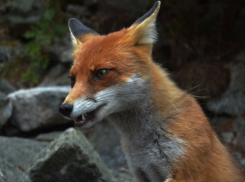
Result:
[94, 69, 111, 80]
[70, 77, 75, 88]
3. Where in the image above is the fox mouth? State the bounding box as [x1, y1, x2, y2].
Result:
[74, 104, 106, 127]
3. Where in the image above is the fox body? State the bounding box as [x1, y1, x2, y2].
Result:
[59, 1, 244, 182]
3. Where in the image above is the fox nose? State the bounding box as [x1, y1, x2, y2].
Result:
[59, 103, 73, 117]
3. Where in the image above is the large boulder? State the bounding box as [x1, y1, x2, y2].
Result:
[7, 86, 71, 132]
[0, 136, 48, 182]
[28, 128, 116, 182]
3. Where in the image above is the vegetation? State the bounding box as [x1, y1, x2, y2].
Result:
[21, 9, 66, 85]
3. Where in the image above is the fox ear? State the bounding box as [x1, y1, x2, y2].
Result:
[128, 1, 161, 45]
[68, 18, 99, 46]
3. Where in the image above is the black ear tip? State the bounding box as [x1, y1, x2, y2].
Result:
[154, 1, 161, 8]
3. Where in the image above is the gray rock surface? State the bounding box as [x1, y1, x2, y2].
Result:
[229, 51, 245, 93]
[89, 125, 126, 170]
[233, 152, 245, 169]
[0, 136, 48, 182]
[33, 129, 134, 181]
[0, 79, 16, 94]
[35, 131, 63, 142]
[7, 86, 71, 132]
[38, 65, 70, 87]
[34, 125, 126, 170]
[6, 0, 44, 27]
[66, 5, 91, 17]
[0, 92, 13, 129]
[207, 90, 245, 116]
[0, 46, 14, 64]
[104, 0, 151, 17]
[233, 116, 245, 153]
[47, 35, 74, 63]
[28, 128, 114, 182]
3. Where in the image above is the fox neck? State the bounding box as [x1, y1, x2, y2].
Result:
[107, 63, 184, 141]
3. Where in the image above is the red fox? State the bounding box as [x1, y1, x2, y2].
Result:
[59, 1, 244, 181]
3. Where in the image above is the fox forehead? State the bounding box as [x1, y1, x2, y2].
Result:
[70, 29, 151, 76]
[72, 29, 128, 70]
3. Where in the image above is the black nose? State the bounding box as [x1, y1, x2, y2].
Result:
[59, 104, 73, 117]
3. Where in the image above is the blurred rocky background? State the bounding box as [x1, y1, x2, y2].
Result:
[0, 0, 245, 181]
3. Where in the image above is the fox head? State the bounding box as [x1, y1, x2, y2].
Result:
[59, 1, 161, 128]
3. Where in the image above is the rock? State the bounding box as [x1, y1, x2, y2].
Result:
[220, 132, 235, 144]
[206, 90, 245, 116]
[0, 136, 48, 182]
[66, 5, 91, 17]
[47, 34, 74, 63]
[232, 152, 245, 169]
[0, 92, 13, 129]
[233, 116, 245, 153]
[209, 116, 230, 127]
[35, 131, 63, 142]
[33, 124, 127, 170]
[33, 128, 135, 181]
[228, 51, 245, 93]
[38, 65, 70, 87]
[28, 128, 115, 182]
[0, 79, 16, 94]
[111, 170, 135, 182]
[89, 125, 126, 170]
[5, 0, 45, 37]
[0, 46, 14, 64]
[7, 86, 71, 132]
[103, 0, 151, 17]
[84, 0, 97, 7]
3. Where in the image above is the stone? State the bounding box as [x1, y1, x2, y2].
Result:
[47, 34, 74, 63]
[89, 125, 126, 170]
[33, 128, 135, 181]
[232, 152, 245, 169]
[206, 90, 245, 116]
[103, 0, 151, 17]
[0, 92, 13, 130]
[66, 5, 90, 17]
[38, 65, 70, 87]
[35, 131, 63, 142]
[228, 51, 245, 93]
[0, 79, 16, 94]
[5, 0, 44, 26]
[209, 116, 230, 127]
[84, 0, 97, 7]
[0, 136, 48, 182]
[0, 46, 14, 64]
[233, 116, 245, 153]
[220, 132, 235, 144]
[7, 86, 71, 132]
[28, 128, 114, 182]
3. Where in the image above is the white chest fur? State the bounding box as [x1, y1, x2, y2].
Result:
[108, 111, 185, 182]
